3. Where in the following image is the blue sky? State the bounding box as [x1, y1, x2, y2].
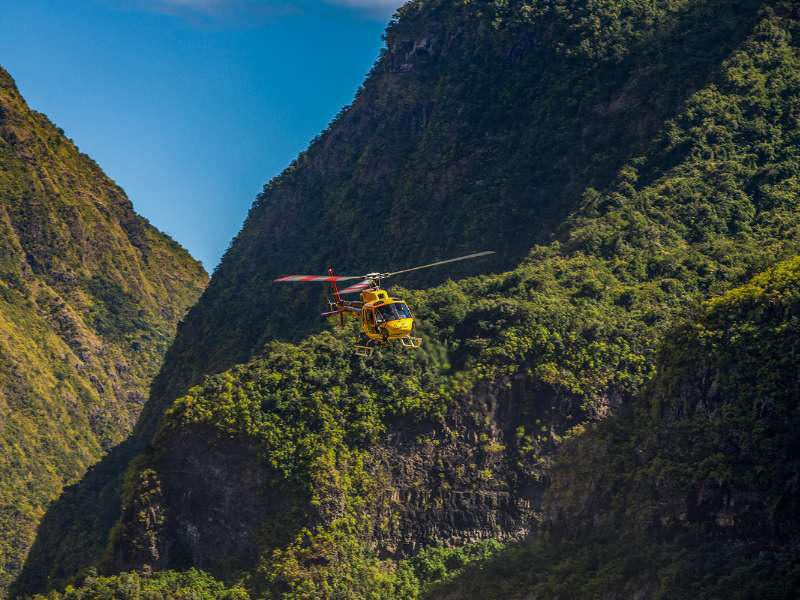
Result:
[1, 0, 401, 269]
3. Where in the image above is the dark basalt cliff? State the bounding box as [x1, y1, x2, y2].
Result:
[14, 0, 800, 598]
[111, 375, 566, 575]
[0, 67, 208, 596]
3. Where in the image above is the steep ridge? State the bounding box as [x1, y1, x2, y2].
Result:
[14, 0, 800, 597]
[0, 67, 207, 597]
[428, 255, 800, 599]
[28, 255, 800, 600]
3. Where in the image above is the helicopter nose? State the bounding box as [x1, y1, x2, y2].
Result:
[387, 318, 413, 335]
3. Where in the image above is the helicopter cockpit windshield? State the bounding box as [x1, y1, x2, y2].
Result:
[376, 302, 412, 322]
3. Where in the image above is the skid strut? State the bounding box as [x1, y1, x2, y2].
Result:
[399, 336, 422, 348]
[355, 337, 376, 358]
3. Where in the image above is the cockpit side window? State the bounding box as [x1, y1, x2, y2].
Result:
[395, 303, 412, 319]
[376, 302, 412, 322]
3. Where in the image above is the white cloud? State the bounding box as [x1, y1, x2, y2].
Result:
[129, 0, 299, 24]
[161, 0, 226, 7]
[324, 0, 404, 17]
[154, 0, 404, 19]
[153, 0, 277, 14]
[325, 0, 403, 7]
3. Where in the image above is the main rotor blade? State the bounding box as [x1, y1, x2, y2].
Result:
[384, 251, 495, 279]
[340, 279, 371, 294]
[274, 275, 362, 283]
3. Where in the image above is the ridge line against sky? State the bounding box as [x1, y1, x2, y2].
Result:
[1, 0, 404, 269]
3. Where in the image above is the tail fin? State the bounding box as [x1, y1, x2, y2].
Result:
[328, 267, 345, 326]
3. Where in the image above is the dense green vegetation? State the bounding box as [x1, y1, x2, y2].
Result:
[18, 540, 506, 600]
[0, 67, 207, 597]
[427, 255, 800, 599]
[14, 0, 800, 598]
[22, 569, 248, 600]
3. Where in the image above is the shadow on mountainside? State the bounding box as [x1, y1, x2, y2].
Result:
[8, 439, 142, 597]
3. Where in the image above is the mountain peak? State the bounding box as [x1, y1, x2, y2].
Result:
[0, 65, 207, 597]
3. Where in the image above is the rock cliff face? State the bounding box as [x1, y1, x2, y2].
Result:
[112, 374, 571, 577]
[0, 67, 207, 597]
[15, 0, 800, 598]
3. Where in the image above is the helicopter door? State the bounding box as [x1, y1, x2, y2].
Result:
[365, 309, 378, 334]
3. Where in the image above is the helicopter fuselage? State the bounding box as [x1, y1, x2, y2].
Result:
[358, 289, 414, 342]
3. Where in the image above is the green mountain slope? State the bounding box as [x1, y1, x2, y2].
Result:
[427, 255, 800, 599]
[0, 67, 208, 597]
[14, 0, 800, 597]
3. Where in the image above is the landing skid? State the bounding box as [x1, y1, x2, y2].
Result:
[355, 343, 375, 358]
[354, 336, 422, 357]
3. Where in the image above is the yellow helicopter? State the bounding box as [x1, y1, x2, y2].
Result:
[274, 251, 494, 356]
